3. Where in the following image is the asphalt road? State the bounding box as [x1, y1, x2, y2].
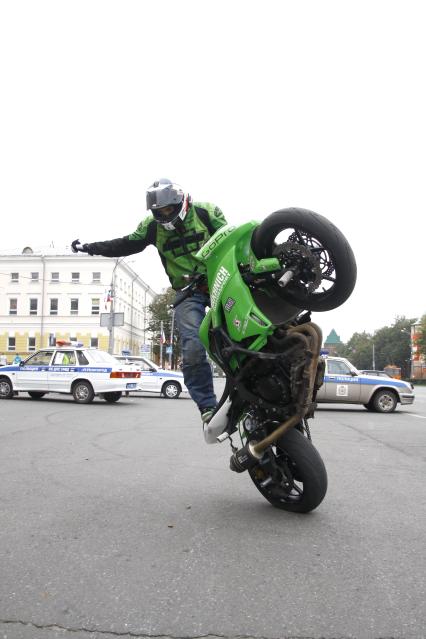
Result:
[1, 384, 426, 639]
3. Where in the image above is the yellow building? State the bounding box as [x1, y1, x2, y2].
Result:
[0, 249, 157, 363]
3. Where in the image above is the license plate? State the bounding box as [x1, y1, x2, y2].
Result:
[126, 383, 137, 389]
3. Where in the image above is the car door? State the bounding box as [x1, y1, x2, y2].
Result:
[16, 350, 54, 391]
[48, 350, 77, 392]
[137, 358, 162, 392]
[320, 359, 361, 402]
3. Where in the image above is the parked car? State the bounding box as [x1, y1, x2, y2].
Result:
[0, 343, 142, 403]
[114, 355, 188, 399]
[316, 356, 415, 413]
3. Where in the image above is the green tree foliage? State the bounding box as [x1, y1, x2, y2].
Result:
[338, 331, 373, 369]
[338, 316, 414, 378]
[147, 288, 181, 366]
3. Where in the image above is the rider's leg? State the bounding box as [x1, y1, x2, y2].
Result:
[173, 291, 217, 413]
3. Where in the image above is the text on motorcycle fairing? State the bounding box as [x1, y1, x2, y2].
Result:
[210, 266, 231, 311]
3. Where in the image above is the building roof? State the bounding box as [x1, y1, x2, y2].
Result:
[324, 329, 342, 345]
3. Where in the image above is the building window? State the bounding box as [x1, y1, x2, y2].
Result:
[29, 299, 38, 315]
[11, 272, 19, 283]
[92, 272, 101, 283]
[31, 272, 39, 282]
[70, 298, 79, 315]
[28, 337, 36, 351]
[8, 337, 16, 352]
[51, 272, 59, 282]
[50, 299, 58, 315]
[9, 299, 17, 315]
[91, 298, 100, 315]
[71, 272, 80, 283]
[90, 337, 99, 348]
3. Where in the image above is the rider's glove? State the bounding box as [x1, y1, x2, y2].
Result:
[71, 239, 91, 254]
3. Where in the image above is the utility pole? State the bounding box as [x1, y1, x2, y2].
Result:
[108, 258, 121, 354]
[169, 310, 175, 370]
[372, 342, 376, 369]
[160, 320, 164, 368]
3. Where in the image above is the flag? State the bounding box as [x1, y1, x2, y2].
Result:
[160, 325, 166, 344]
[104, 288, 113, 310]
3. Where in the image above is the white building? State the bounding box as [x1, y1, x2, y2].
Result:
[0, 248, 157, 361]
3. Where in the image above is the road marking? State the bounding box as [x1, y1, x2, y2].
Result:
[406, 413, 426, 419]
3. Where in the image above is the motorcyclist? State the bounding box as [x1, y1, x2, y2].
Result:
[71, 179, 227, 423]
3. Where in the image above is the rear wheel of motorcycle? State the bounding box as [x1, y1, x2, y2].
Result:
[251, 207, 357, 311]
[249, 428, 328, 513]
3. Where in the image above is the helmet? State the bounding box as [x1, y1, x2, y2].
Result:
[146, 178, 190, 230]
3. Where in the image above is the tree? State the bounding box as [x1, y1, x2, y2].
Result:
[372, 316, 414, 377]
[147, 288, 181, 367]
[340, 316, 415, 378]
[338, 331, 374, 369]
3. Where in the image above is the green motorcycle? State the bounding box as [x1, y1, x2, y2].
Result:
[178, 208, 357, 513]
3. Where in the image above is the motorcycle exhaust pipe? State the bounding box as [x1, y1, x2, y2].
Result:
[229, 415, 302, 473]
[229, 440, 264, 473]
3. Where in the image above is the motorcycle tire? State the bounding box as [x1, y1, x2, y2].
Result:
[251, 207, 357, 311]
[248, 428, 328, 513]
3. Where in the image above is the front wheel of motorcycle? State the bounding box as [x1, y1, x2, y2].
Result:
[251, 207, 357, 311]
[249, 428, 328, 513]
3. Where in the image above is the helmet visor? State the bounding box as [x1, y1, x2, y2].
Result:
[146, 184, 183, 211]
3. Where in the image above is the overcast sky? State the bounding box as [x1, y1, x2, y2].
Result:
[1, 0, 424, 342]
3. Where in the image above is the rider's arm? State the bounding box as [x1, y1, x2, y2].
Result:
[81, 217, 157, 257]
[210, 205, 227, 232]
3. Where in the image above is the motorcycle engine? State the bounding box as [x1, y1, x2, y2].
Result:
[251, 364, 291, 404]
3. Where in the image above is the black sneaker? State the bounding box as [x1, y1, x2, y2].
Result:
[200, 407, 216, 424]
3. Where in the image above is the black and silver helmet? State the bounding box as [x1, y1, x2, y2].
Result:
[146, 178, 190, 230]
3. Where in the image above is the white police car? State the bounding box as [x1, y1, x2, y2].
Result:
[316, 356, 415, 413]
[114, 355, 188, 399]
[0, 342, 142, 404]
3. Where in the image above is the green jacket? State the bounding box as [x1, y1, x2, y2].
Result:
[85, 202, 227, 290]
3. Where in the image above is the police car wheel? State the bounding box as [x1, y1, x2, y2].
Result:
[372, 389, 397, 413]
[72, 381, 95, 404]
[28, 392, 46, 399]
[0, 377, 14, 399]
[162, 381, 181, 399]
[103, 392, 122, 403]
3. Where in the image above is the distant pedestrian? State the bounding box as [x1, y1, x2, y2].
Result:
[0, 354, 7, 366]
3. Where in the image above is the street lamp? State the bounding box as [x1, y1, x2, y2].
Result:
[400, 328, 412, 379]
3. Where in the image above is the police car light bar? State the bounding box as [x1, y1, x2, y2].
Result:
[56, 340, 84, 347]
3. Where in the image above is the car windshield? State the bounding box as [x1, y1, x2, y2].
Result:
[141, 357, 157, 369]
[117, 356, 157, 370]
[89, 350, 122, 365]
